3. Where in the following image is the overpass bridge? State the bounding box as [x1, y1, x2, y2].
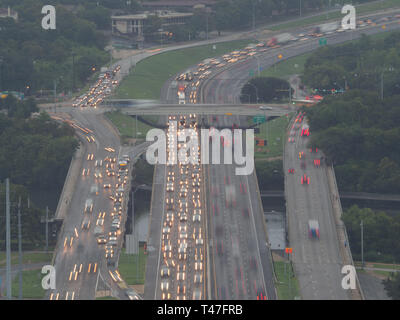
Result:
[261, 190, 400, 202]
[102, 101, 293, 116]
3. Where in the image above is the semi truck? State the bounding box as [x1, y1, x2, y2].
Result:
[267, 33, 295, 47]
[84, 198, 93, 213]
[312, 22, 339, 36]
[308, 220, 320, 239]
[178, 86, 186, 104]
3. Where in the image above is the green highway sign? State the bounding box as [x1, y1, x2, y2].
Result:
[249, 69, 255, 76]
[319, 38, 327, 46]
[253, 115, 266, 123]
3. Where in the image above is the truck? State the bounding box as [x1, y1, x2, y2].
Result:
[312, 22, 339, 36]
[178, 90, 185, 104]
[81, 215, 91, 230]
[94, 225, 104, 236]
[90, 184, 99, 195]
[84, 198, 93, 213]
[267, 33, 295, 47]
[301, 124, 310, 137]
[308, 220, 320, 239]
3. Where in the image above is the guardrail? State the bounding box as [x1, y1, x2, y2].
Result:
[328, 164, 365, 300]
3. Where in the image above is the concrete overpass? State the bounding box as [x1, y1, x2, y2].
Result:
[260, 190, 400, 202]
[101, 102, 294, 116]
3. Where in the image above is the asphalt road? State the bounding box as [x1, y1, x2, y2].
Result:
[47, 109, 126, 300]
[204, 114, 277, 300]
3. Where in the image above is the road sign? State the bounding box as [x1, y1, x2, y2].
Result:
[319, 38, 327, 46]
[253, 115, 266, 123]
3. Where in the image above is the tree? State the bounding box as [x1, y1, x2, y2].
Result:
[383, 272, 400, 300]
[241, 77, 292, 103]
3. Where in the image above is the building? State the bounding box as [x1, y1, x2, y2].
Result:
[141, 1, 216, 12]
[0, 7, 18, 21]
[111, 10, 193, 44]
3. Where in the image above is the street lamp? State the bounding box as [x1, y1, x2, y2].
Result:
[246, 82, 259, 102]
[0, 56, 3, 92]
[381, 66, 395, 101]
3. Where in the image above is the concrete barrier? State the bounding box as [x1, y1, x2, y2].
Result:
[326, 164, 365, 300]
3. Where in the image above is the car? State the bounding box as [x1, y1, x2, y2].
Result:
[288, 168, 295, 174]
[301, 174, 310, 185]
[192, 289, 202, 300]
[160, 281, 169, 291]
[259, 105, 273, 110]
[176, 272, 185, 281]
[177, 284, 186, 295]
[193, 214, 201, 222]
[194, 273, 203, 284]
[195, 262, 203, 271]
[97, 235, 107, 244]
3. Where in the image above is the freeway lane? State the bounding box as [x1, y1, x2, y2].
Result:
[285, 118, 348, 299]
[48, 109, 124, 300]
[205, 114, 277, 300]
[201, 18, 400, 105]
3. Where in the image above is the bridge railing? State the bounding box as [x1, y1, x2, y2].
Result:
[329, 164, 365, 300]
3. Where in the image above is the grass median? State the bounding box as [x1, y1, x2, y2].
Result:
[115, 40, 251, 100]
[11, 268, 46, 299]
[118, 246, 147, 285]
[274, 261, 301, 300]
[252, 114, 291, 159]
[0, 251, 52, 268]
[104, 111, 156, 140]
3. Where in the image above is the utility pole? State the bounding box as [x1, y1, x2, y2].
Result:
[206, 12, 209, 40]
[6, 178, 11, 300]
[18, 196, 22, 300]
[54, 79, 57, 113]
[0, 56, 3, 93]
[135, 115, 138, 138]
[252, 0, 256, 30]
[300, 0, 302, 17]
[360, 220, 364, 269]
[45, 206, 49, 253]
[72, 52, 75, 93]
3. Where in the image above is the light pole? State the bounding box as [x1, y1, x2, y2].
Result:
[360, 220, 364, 269]
[300, 0, 302, 17]
[381, 66, 395, 101]
[254, 55, 261, 77]
[246, 82, 259, 102]
[132, 184, 146, 281]
[0, 56, 3, 93]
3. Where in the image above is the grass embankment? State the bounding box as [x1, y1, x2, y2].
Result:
[274, 261, 301, 300]
[104, 111, 156, 140]
[270, 0, 400, 31]
[115, 40, 252, 100]
[252, 114, 291, 159]
[118, 246, 147, 285]
[11, 269, 46, 299]
[0, 251, 52, 268]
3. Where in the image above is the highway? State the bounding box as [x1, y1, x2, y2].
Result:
[285, 114, 348, 299]
[48, 108, 125, 300]
[43, 7, 400, 300]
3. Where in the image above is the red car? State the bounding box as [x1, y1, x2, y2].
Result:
[301, 174, 310, 185]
